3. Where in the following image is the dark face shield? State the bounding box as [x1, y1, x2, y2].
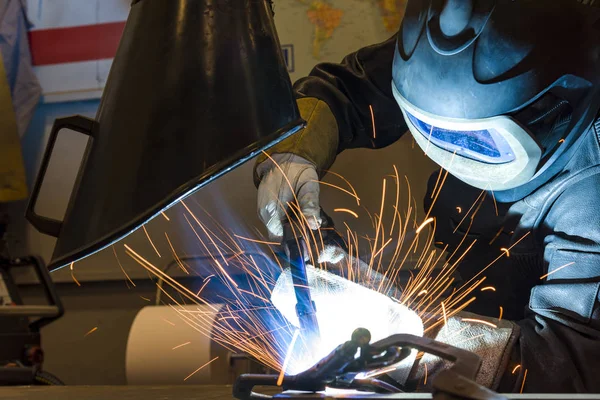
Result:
[393, 84, 543, 191]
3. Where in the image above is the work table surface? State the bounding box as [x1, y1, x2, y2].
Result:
[1, 386, 600, 400]
[0, 386, 237, 400]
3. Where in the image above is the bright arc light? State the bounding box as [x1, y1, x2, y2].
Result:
[271, 265, 424, 376]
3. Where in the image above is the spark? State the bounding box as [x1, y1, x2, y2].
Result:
[215, 260, 238, 288]
[161, 212, 170, 221]
[540, 262, 575, 280]
[334, 208, 359, 218]
[140, 296, 151, 302]
[312, 180, 361, 203]
[371, 238, 393, 260]
[172, 342, 191, 350]
[416, 217, 435, 234]
[424, 363, 428, 385]
[184, 356, 219, 381]
[456, 206, 462, 214]
[277, 329, 300, 386]
[84, 327, 98, 337]
[142, 225, 161, 257]
[453, 333, 485, 346]
[500, 247, 510, 257]
[558, 138, 565, 144]
[461, 318, 497, 328]
[163, 319, 176, 326]
[441, 301, 448, 332]
[453, 189, 486, 234]
[112, 164, 488, 376]
[520, 369, 528, 393]
[512, 365, 521, 374]
[233, 235, 279, 246]
[70, 262, 81, 287]
[165, 233, 188, 274]
[480, 286, 496, 292]
[430, 168, 444, 200]
[489, 189, 499, 216]
[489, 226, 504, 245]
[499, 306, 504, 321]
[125, 244, 218, 311]
[322, 170, 360, 206]
[112, 246, 136, 287]
[196, 277, 212, 296]
[424, 124, 434, 156]
[369, 105, 376, 139]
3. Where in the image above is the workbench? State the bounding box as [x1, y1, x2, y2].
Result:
[1, 386, 600, 400]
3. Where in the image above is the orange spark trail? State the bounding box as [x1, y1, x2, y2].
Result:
[481, 286, 496, 292]
[172, 342, 191, 350]
[70, 262, 81, 287]
[369, 105, 376, 139]
[184, 356, 219, 381]
[489, 226, 504, 245]
[499, 306, 504, 320]
[312, 180, 361, 203]
[540, 262, 575, 280]
[84, 327, 98, 337]
[277, 329, 300, 386]
[163, 319, 176, 326]
[334, 208, 359, 218]
[441, 301, 448, 332]
[322, 169, 360, 205]
[461, 318, 497, 328]
[161, 212, 170, 221]
[520, 369, 528, 393]
[233, 235, 279, 246]
[416, 218, 434, 234]
[142, 225, 161, 257]
[512, 365, 521, 374]
[124, 244, 218, 311]
[165, 233, 189, 274]
[112, 246, 136, 287]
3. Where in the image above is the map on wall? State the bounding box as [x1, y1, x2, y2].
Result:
[288, 0, 407, 59]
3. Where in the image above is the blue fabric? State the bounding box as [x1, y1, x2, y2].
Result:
[0, 0, 41, 137]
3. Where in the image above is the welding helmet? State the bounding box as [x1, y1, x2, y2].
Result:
[392, 0, 600, 199]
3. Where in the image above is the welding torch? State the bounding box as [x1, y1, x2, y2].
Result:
[281, 220, 320, 344]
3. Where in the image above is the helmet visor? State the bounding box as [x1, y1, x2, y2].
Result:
[405, 112, 516, 164]
[393, 84, 543, 191]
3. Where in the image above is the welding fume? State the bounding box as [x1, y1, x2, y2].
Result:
[255, 0, 600, 394]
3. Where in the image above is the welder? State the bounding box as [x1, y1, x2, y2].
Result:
[255, 0, 600, 393]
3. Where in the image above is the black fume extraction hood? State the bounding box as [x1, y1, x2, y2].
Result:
[26, 0, 304, 271]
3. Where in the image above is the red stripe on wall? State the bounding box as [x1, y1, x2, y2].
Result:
[29, 21, 126, 66]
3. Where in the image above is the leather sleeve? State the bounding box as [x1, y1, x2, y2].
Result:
[293, 34, 408, 153]
[254, 35, 408, 183]
[500, 171, 600, 393]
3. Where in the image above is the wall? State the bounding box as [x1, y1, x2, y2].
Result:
[6, 0, 438, 384]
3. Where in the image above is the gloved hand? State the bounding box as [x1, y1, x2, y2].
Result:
[407, 312, 519, 392]
[256, 153, 322, 241]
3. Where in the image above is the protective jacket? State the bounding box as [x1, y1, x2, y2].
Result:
[256, 36, 600, 393]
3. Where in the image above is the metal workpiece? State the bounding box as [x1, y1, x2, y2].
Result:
[26, 0, 304, 271]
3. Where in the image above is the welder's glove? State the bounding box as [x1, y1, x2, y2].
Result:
[407, 311, 519, 392]
[254, 98, 340, 241]
[256, 153, 322, 241]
